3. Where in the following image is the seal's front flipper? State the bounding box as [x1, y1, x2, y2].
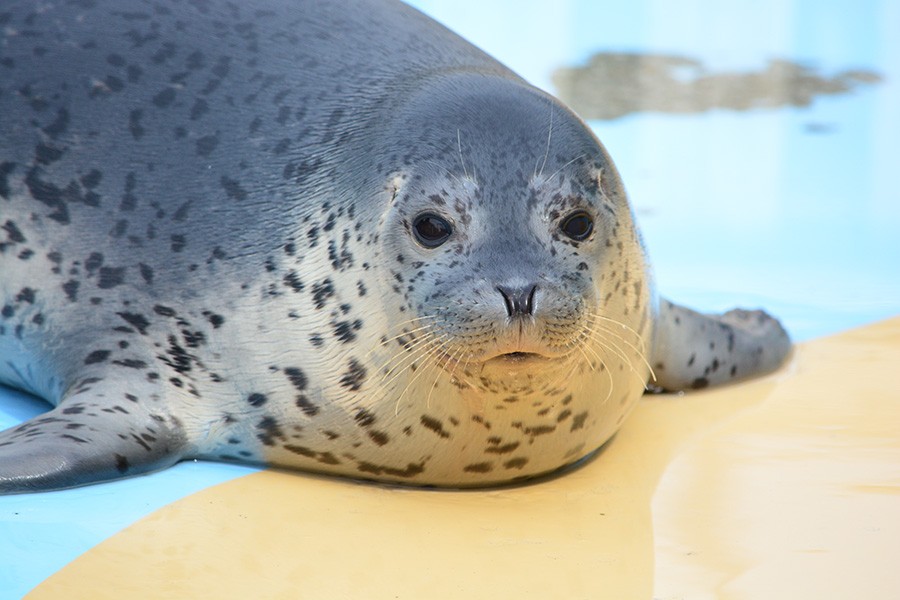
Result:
[651, 298, 792, 392]
[0, 380, 188, 494]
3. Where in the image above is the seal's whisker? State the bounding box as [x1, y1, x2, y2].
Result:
[421, 160, 463, 186]
[383, 313, 445, 332]
[535, 102, 554, 180]
[456, 128, 471, 182]
[559, 322, 596, 361]
[393, 338, 448, 416]
[590, 314, 648, 351]
[379, 320, 441, 346]
[377, 333, 442, 386]
[364, 320, 442, 360]
[554, 344, 589, 390]
[427, 340, 461, 409]
[581, 342, 615, 405]
[584, 320, 641, 376]
[588, 317, 657, 383]
[539, 153, 586, 188]
[590, 335, 649, 390]
[574, 342, 598, 373]
[419, 334, 454, 411]
[374, 331, 436, 378]
[456, 347, 475, 391]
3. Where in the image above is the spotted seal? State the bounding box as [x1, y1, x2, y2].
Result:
[0, 0, 790, 493]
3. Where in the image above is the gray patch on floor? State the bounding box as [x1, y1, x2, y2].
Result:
[552, 54, 882, 120]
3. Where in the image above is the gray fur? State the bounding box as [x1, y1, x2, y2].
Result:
[0, 0, 790, 493]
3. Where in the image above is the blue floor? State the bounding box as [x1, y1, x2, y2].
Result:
[2, 1, 899, 598]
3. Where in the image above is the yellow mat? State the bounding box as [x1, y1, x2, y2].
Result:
[27, 318, 900, 599]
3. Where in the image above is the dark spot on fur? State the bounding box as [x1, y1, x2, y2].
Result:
[113, 359, 148, 369]
[152, 87, 176, 108]
[247, 393, 268, 407]
[464, 462, 493, 473]
[170, 234, 186, 252]
[220, 176, 247, 201]
[354, 408, 376, 427]
[504, 457, 529, 469]
[62, 280, 79, 302]
[128, 109, 145, 140]
[84, 350, 111, 364]
[284, 367, 307, 391]
[204, 311, 225, 328]
[356, 461, 425, 479]
[484, 441, 519, 455]
[0, 163, 17, 200]
[115, 454, 130, 473]
[85, 252, 104, 273]
[117, 312, 150, 334]
[283, 270, 303, 292]
[571, 412, 588, 431]
[190, 98, 209, 120]
[196, 133, 219, 156]
[35, 143, 64, 165]
[316, 452, 340, 465]
[368, 430, 389, 446]
[2, 220, 25, 244]
[256, 416, 285, 446]
[295, 395, 320, 417]
[420, 415, 450, 439]
[40, 107, 70, 139]
[284, 444, 315, 458]
[339, 359, 366, 391]
[97, 266, 126, 289]
[311, 279, 334, 309]
[160, 334, 192, 374]
[333, 319, 362, 343]
[524, 424, 556, 437]
[139, 263, 154, 284]
[153, 304, 176, 317]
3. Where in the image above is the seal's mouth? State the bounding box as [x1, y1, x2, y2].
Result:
[485, 351, 551, 366]
[497, 351, 541, 362]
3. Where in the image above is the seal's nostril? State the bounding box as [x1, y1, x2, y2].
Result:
[497, 286, 515, 316]
[496, 284, 538, 317]
[524, 285, 536, 315]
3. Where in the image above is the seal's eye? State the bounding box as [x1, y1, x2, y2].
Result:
[560, 211, 594, 241]
[412, 213, 453, 248]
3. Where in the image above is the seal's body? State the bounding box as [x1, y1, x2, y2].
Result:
[0, 0, 789, 493]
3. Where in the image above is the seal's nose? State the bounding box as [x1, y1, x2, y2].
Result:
[496, 284, 537, 317]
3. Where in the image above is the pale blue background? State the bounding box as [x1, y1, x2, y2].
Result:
[1, 1, 898, 597]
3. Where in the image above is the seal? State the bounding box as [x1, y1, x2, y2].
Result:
[0, 0, 790, 493]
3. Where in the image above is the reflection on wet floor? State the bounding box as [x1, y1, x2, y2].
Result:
[553, 53, 882, 120]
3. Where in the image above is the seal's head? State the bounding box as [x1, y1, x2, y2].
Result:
[363, 74, 655, 478]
